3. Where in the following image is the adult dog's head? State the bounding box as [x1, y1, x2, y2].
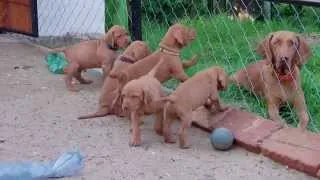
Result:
[105, 25, 131, 49]
[256, 31, 310, 76]
[160, 23, 197, 50]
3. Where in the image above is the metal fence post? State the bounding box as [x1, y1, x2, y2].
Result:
[129, 0, 142, 41]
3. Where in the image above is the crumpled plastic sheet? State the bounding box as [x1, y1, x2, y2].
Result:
[0, 151, 84, 180]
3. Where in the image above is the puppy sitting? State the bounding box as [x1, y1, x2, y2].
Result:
[78, 41, 151, 119]
[231, 31, 311, 130]
[52, 25, 131, 92]
[121, 59, 165, 146]
[160, 67, 229, 149]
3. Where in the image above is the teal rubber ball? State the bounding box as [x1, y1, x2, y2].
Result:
[210, 127, 234, 151]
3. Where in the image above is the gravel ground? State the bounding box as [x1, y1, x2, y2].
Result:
[0, 34, 316, 180]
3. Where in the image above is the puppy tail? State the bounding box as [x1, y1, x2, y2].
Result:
[182, 55, 197, 69]
[78, 107, 109, 119]
[147, 57, 165, 77]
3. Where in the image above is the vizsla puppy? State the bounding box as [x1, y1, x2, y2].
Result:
[231, 31, 311, 130]
[78, 41, 151, 119]
[121, 59, 166, 146]
[109, 23, 198, 94]
[161, 67, 229, 149]
[52, 25, 130, 91]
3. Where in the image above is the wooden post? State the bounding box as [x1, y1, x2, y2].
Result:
[129, 0, 142, 41]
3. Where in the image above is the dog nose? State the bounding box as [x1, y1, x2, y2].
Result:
[122, 104, 128, 112]
[280, 56, 288, 62]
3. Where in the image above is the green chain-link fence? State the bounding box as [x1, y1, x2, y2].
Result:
[106, 0, 320, 132]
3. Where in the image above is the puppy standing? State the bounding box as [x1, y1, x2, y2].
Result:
[161, 67, 229, 149]
[52, 25, 131, 91]
[121, 59, 166, 146]
[231, 31, 310, 129]
[109, 23, 198, 95]
[78, 41, 151, 119]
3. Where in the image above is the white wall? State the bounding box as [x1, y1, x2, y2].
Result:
[37, 0, 105, 37]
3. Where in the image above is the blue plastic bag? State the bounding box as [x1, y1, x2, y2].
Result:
[0, 151, 84, 179]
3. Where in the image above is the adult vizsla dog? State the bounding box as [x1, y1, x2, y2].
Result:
[109, 23, 198, 93]
[121, 59, 166, 146]
[78, 41, 151, 119]
[231, 31, 311, 130]
[161, 67, 229, 149]
[52, 25, 130, 91]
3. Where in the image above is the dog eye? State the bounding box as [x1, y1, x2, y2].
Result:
[288, 40, 294, 46]
[273, 39, 280, 45]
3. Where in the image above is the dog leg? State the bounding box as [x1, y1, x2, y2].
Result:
[154, 112, 164, 136]
[163, 115, 176, 144]
[74, 69, 93, 84]
[293, 94, 309, 130]
[178, 112, 193, 149]
[64, 63, 80, 92]
[267, 99, 285, 127]
[172, 71, 189, 82]
[129, 111, 142, 146]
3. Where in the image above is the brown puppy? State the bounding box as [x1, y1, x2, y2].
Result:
[52, 25, 130, 91]
[109, 23, 197, 93]
[121, 59, 165, 146]
[78, 41, 151, 119]
[231, 31, 311, 130]
[161, 67, 229, 149]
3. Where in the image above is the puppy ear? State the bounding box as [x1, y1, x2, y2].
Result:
[174, 30, 184, 46]
[143, 90, 152, 105]
[295, 36, 311, 67]
[256, 34, 274, 63]
[105, 30, 115, 48]
[216, 68, 228, 91]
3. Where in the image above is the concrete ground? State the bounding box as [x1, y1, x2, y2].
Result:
[0, 35, 316, 180]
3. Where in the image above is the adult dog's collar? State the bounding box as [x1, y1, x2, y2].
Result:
[106, 43, 118, 51]
[277, 68, 297, 82]
[159, 44, 180, 56]
[119, 55, 135, 64]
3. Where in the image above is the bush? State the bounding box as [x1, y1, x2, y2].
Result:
[141, 0, 209, 24]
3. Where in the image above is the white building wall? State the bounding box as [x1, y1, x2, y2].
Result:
[37, 0, 105, 36]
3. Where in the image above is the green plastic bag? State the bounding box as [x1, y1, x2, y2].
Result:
[45, 52, 69, 74]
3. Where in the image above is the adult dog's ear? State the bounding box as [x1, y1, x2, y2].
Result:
[216, 68, 228, 91]
[294, 36, 311, 68]
[256, 33, 274, 64]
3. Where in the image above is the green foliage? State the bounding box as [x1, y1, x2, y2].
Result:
[142, 14, 320, 132]
[142, 0, 209, 24]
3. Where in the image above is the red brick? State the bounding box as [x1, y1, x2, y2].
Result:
[210, 108, 282, 153]
[261, 128, 320, 177]
[192, 106, 234, 132]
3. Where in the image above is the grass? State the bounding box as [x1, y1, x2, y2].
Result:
[141, 12, 320, 132]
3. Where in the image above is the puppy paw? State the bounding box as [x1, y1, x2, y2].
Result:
[154, 128, 163, 136]
[179, 143, 191, 149]
[80, 79, 93, 84]
[68, 86, 80, 92]
[130, 138, 142, 147]
[164, 137, 176, 144]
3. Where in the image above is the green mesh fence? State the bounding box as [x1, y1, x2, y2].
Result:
[108, 0, 320, 132]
